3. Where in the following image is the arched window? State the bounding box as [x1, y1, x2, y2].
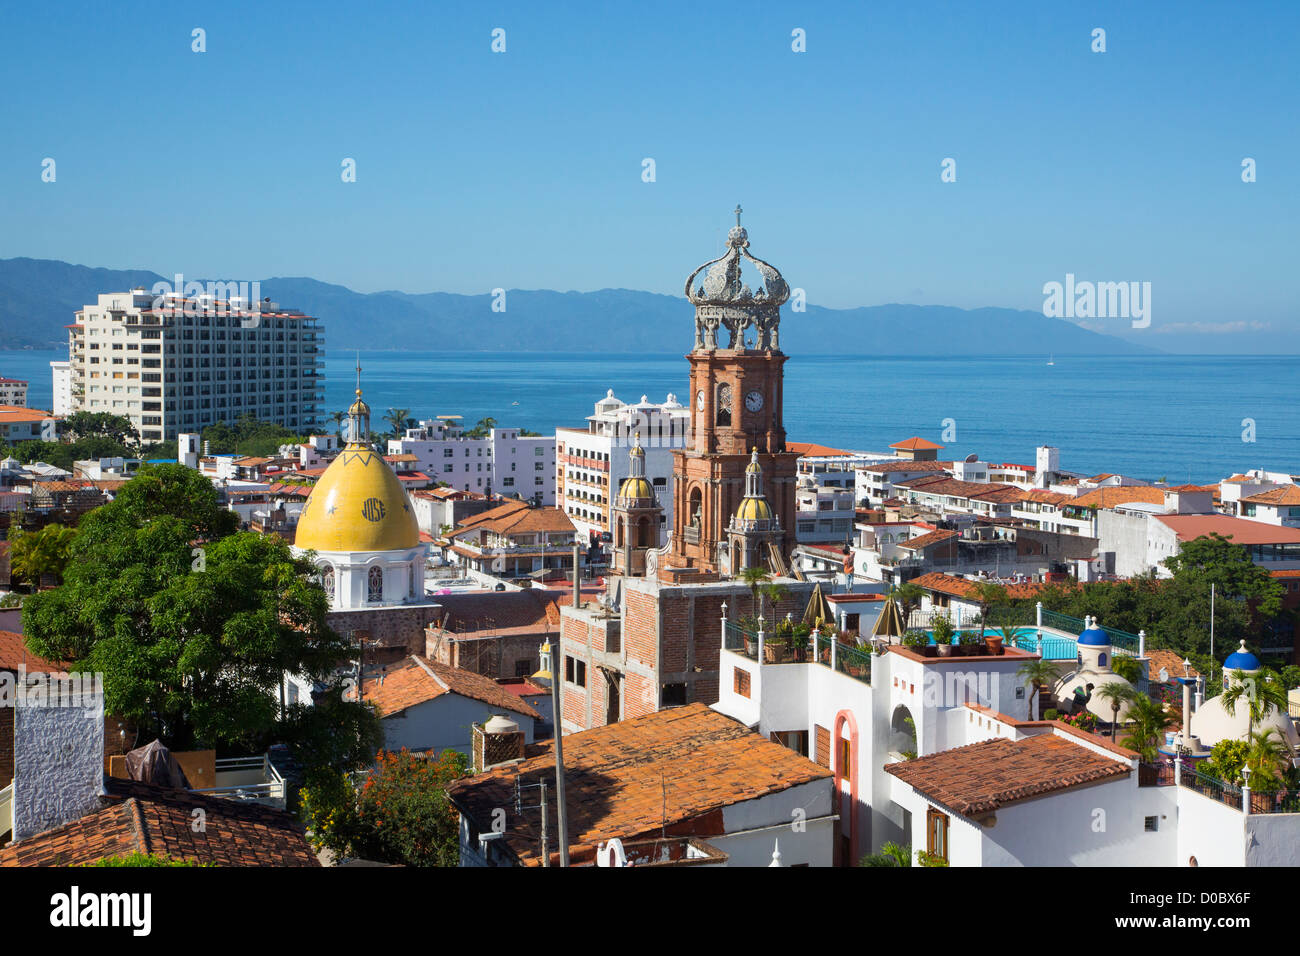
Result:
[1098, 652, 1108, 668]
[368, 566, 383, 603]
[322, 566, 335, 603]
[716, 383, 732, 427]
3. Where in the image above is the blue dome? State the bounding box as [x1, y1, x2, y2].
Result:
[1077, 627, 1109, 647]
[1224, 642, 1261, 672]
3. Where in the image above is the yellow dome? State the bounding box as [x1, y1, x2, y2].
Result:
[295, 447, 419, 552]
[617, 476, 655, 501]
[735, 496, 774, 522]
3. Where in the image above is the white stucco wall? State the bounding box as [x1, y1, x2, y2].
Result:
[12, 693, 105, 841]
[1176, 788, 1246, 867]
[381, 693, 536, 756]
[715, 778, 835, 867]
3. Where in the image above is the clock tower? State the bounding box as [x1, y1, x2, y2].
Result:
[667, 208, 798, 573]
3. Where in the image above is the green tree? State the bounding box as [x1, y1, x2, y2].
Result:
[9, 523, 77, 588]
[1111, 654, 1144, 684]
[1220, 668, 1289, 737]
[1204, 738, 1250, 784]
[1093, 683, 1136, 739]
[969, 581, 1009, 628]
[22, 464, 352, 752]
[1016, 657, 1058, 720]
[384, 408, 411, 437]
[859, 842, 910, 867]
[888, 581, 925, 629]
[61, 412, 139, 448]
[329, 411, 346, 440]
[1120, 693, 1178, 762]
[1242, 728, 1288, 792]
[739, 566, 771, 621]
[302, 749, 469, 866]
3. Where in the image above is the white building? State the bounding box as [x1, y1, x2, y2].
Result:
[68, 289, 324, 443]
[714, 611, 1300, 867]
[49, 362, 72, 417]
[0, 377, 29, 407]
[387, 417, 556, 506]
[556, 391, 690, 547]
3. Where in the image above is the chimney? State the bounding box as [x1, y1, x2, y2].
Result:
[11, 674, 106, 841]
[472, 714, 525, 773]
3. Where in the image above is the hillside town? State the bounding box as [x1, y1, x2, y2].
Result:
[1, 217, 1298, 870]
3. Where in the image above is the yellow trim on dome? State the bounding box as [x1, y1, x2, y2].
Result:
[295, 447, 420, 552]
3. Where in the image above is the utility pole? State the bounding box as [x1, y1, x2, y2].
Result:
[1210, 582, 1215, 660]
[550, 633, 570, 866]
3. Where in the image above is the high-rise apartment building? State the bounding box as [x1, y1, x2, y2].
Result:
[68, 289, 324, 442]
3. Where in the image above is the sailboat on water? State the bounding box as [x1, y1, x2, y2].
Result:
[1047, 354, 1055, 366]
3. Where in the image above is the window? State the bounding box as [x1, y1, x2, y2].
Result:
[926, 808, 949, 863]
[565, 655, 586, 687]
[814, 725, 830, 768]
[367, 566, 383, 602]
[734, 667, 751, 698]
[535, 462, 544, 471]
[515, 659, 534, 677]
[661, 682, 687, 706]
[838, 737, 851, 774]
[1144, 816, 1159, 832]
[535, 447, 544, 455]
[322, 565, 335, 603]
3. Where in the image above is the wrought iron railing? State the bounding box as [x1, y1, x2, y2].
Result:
[1137, 762, 1176, 787]
[1248, 787, 1300, 815]
[834, 642, 872, 683]
[1179, 770, 1241, 809]
[724, 620, 757, 660]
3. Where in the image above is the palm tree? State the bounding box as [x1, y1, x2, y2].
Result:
[1120, 693, 1178, 762]
[760, 579, 790, 624]
[1242, 728, 1288, 792]
[889, 581, 925, 629]
[10, 524, 77, 589]
[1016, 658, 1058, 720]
[329, 410, 345, 440]
[1094, 683, 1136, 740]
[740, 566, 771, 622]
[1221, 668, 1290, 736]
[384, 407, 411, 437]
[970, 581, 1009, 630]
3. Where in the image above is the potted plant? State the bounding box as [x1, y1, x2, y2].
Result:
[792, 625, 811, 663]
[957, 630, 982, 654]
[932, 615, 955, 656]
[984, 630, 1004, 655]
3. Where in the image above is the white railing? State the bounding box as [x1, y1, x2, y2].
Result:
[0, 781, 12, 838]
[190, 755, 286, 807]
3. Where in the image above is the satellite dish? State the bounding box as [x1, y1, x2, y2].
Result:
[1158, 667, 1169, 683]
[965, 453, 978, 463]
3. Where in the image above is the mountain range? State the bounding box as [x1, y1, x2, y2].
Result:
[0, 257, 1155, 356]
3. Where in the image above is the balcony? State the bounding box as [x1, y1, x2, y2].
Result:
[723, 620, 871, 683]
[188, 755, 287, 809]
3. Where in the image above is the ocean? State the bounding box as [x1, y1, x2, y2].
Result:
[2, 349, 1294, 483]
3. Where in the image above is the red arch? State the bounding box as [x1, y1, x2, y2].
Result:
[833, 708, 860, 865]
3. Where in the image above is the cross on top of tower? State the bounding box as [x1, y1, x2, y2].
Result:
[735, 204, 743, 226]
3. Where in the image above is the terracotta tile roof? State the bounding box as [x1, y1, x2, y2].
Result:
[909, 571, 1046, 600]
[1165, 483, 1209, 493]
[0, 629, 63, 672]
[885, 735, 1130, 817]
[447, 703, 831, 866]
[1240, 485, 1300, 506]
[0, 405, 55, 425]
[0, 778, 319, 867]
[890, 437, 945, 451]
[1017, 489, 1074, 506]
[454, 502, 574, 536]
[858, 459, 950, 474]
[1155, 514, 1300, 545]
[363, 655, 541, 720]
[897, 528, 958, 551]
[1145, 649, 1201, 682]
[897, 476, 1024, 503]
[787, 441, 857, 457]
[1069, 486, 1167, 510]
[32, 479, 94, 494]
[431, 589, 564, 634]
[384, 454, 419, 463]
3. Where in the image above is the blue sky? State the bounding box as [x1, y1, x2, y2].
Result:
[1, 0, 1296, 347]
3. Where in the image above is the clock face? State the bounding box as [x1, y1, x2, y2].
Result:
[745, 389, 764, 412]
[696, 389, 706, 411]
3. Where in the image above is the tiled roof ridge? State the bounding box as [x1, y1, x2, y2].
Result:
[413, 654, 450, 692]
[125, 797, 151, 856]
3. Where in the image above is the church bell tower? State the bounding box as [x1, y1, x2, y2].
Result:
[667, 208, 798, 573]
